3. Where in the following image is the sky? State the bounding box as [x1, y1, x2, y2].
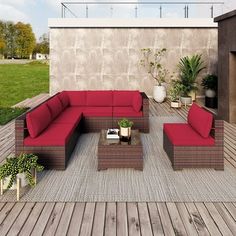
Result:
[0, 0, 236, 41]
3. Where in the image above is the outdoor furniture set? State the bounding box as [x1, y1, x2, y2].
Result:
[15, 90, 149, 170]
[15, 90, 224, 171]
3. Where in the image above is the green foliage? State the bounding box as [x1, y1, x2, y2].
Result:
[178, 54, 205, 96]
[169, 80, 183, 101]
[201, 74, 217, 91]
[118, 118, 134, 128]
[34, 33, 49, 55]
[0, 63, 49, 107]
[0, 107, 29, 125]
[0, 153, 44, 189]
[140, 48, 169, 86]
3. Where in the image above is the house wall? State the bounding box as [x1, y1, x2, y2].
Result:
[49, 19, 218, 96]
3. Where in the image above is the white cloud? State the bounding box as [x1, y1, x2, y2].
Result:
[0, 0, 32, 6]
[0, 3, 28, 22]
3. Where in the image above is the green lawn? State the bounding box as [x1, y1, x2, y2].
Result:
[0, 62, 49, 107]
[0, 62, 49, 125]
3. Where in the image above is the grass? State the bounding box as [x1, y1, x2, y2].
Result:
[0, 62, 49, 107]
[0, 107, 29, 125]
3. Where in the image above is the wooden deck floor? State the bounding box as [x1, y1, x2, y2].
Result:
[0, 94, 236, 235]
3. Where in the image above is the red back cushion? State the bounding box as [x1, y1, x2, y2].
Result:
[86, 90, 113, 106]
[113, 90, 139, 106]
[47, 96, 63, 120]
[26, 104, 51, 138]
[188, 103, 213, 138]
[58, 91, 69, 109]
[67, 91, 87, 106]
[132, 92, 142, 112]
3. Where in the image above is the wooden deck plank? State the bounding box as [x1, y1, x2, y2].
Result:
[43, 202, 65, 236]
[79, 203, 96, 236]
[117, 202, 128, 236]
[30, 202, 55, 236]
[156, 203, 175, 236]
[55, 203, 75, 236]
[127, 202, 141, 236]
[195, 203, 221, 236]
[223, 203, 236, 220]
[176, 202, 198, 236]
[92, 202, 106, 236]
[105, 202, 116, 236]
[18, 203, 45, 236]
[67, 203, 85, 236]
[166, 202, 188, 236]
[7, 202, 35, 236]
[147, 202, 164, 236]
[0, 202, 25, 235]
[0, 203, 15, 225]
[138, 203, 153, 236]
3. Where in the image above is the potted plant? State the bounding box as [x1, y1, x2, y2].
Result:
[169, 80, 182, 108]
[178, 54, 205, 105]
[201, 74, 217, 98]
[140, 48, 169, 103]
[118, 118, 133, 140]
[0, 153, 44, 190]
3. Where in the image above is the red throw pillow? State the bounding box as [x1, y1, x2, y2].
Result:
[26, 104, 51, 138]
[188, 103, 213, 138]
[58, 91, 69, 109]
[47, 96, 63, 120]
[132, 92, 142, 112]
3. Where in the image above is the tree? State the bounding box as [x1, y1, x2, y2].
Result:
[33, 33, 49, 55]
[4, 22, 17, 58]
[15, 22, 36, 58]
[0, 21, 6, 57]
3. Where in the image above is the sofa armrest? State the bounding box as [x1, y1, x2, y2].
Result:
[214, 120, 224, 147]
[141, 92, 149, 117]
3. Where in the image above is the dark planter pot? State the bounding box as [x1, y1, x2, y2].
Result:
[205, 96, 217, 108]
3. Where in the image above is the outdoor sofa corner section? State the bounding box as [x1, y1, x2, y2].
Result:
[15, 90, 149, 170]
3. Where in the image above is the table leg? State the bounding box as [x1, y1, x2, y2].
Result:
[17, 178, 21, 201]
[0, 179, 3, 195]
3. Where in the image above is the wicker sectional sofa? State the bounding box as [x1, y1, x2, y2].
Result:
[163, 103, 224, 170]
[15, 90, 149, 170]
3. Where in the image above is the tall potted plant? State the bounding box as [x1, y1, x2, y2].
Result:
[118, 118, 133, 140]
[140, 48, 169, 103]
[178, 54, 205, 105]
[201, 74, 217, 98]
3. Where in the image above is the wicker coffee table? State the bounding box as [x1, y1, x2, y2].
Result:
[97, 129, 143, 171]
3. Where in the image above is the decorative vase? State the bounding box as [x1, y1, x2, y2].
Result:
[153, 85, 166, 103]
[180, 96, 192, 106]
[205, 89, 216, 98]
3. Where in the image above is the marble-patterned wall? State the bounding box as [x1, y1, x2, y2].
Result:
[50, 28, 217, 96]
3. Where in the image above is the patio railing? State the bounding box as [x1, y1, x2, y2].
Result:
[61, 1, 224, 19]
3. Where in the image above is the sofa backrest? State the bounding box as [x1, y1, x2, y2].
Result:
[66, 91, 87, 106]
[86, 90, 113, 106]
[113, 90, 140, 107]
[188, 103, 213, 138]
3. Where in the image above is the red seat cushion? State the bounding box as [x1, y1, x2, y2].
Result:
[113, 90, 139, 107]
[26, 104, 52, 138]
[188, 103, 213, 138]
[47, 95, 63, 120]
[52, 107, 83, 125]
[24, 123, 75, 146]
[67, 91, 87, 106]
[83, 107, 112, 117]
[163, 123, 215, 146]
[58, 91, 70, 110]
[113, 107, 143, 117]
[132, 92, 142, 112]
[86, 91, 113, 106]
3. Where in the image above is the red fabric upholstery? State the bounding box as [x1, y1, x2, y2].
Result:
[133, 92, 142, 112]
[164, 123, 215, 146]
[83, 107, 112, 117]
[58, 91, 70, 110]
[86, 91, 113, 106]
[26, 104, 51, 138]
[113, 90, 139, 107]
[47, 96, 63, 120]
[24, 123, 75, 146]
[52, 107, 83, 125]
[113, 107, 143, 117]
[188, 103, 213, 138]
[67, 91, 87, 106]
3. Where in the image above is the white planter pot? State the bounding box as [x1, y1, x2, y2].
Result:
[120, 127, 131, 138]
[180, 96, 192, 106]
[171, 101, 181, 108]
[2, 173, 28, 190]
[205, 89, 216, 98]
[153, 85, 166, 103]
